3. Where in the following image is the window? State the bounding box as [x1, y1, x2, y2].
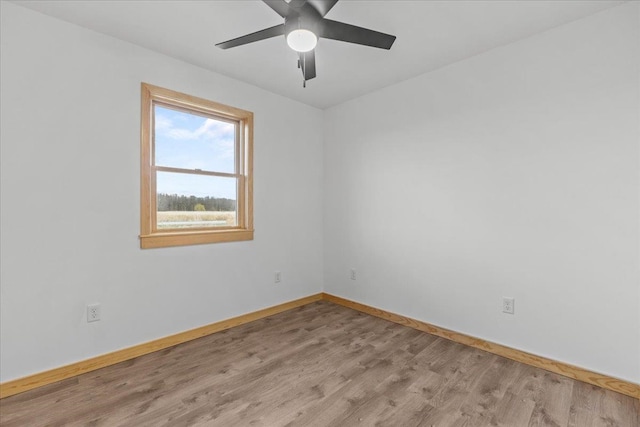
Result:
[140, 83, 253, 248]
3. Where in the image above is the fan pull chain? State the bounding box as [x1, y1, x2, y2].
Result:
[302, 54, 306, 88]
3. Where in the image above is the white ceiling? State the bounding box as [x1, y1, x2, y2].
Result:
[13, 0, 624, 109]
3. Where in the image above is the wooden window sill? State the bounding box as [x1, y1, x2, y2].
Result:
[140, 229, 254, 249]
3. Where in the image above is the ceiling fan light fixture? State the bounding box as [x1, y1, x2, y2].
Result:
[286, 29, 317, 52]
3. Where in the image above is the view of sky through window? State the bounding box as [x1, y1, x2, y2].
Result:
[154, 105, 237, 200]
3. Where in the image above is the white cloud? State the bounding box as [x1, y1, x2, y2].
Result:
[167, 118, 233, 142]
[156, 114, 235, 159]
[154, 115, 173, 132]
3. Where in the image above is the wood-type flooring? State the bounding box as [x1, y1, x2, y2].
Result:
[1, 301, 638, 426]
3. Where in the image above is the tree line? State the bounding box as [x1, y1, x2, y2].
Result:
[157, 193, 236, 212]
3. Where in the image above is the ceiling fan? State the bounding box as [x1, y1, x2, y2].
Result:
[216, 0, 397, 87]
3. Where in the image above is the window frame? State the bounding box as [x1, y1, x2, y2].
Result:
[140, 83, 253, 249]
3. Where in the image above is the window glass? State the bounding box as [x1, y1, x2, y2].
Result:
[156, 172, 237, 229]
[154, 105, 236, 174]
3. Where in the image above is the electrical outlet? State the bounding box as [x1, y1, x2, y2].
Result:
[87, 304, 101, 322]
[502, 297, 515, 314]
[350, 269, 356, 280]
[274, 271, 281, 283]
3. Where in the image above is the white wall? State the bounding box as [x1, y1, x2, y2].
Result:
[324, 2, 639, 383]
[0, 2, 324, 382]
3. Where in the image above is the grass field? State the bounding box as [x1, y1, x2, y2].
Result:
[157, 211, 236, 228]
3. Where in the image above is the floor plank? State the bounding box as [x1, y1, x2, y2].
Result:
[0, 301, 637, 426]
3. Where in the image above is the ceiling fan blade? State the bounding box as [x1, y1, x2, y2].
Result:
[216, 24, 285, 49]
[262, 0, 291, 17]
[319, 19, 396, 49]
[299, 50, 317, 80]
[307, 0, 339, 17]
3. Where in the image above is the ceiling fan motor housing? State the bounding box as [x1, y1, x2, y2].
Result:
[285, 12, 320, 39]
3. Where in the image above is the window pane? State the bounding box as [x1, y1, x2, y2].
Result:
[154, 105, 235, 173]
[156, 172, 237, 229]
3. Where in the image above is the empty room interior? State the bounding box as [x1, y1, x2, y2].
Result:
[0, 0, 639, 425]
